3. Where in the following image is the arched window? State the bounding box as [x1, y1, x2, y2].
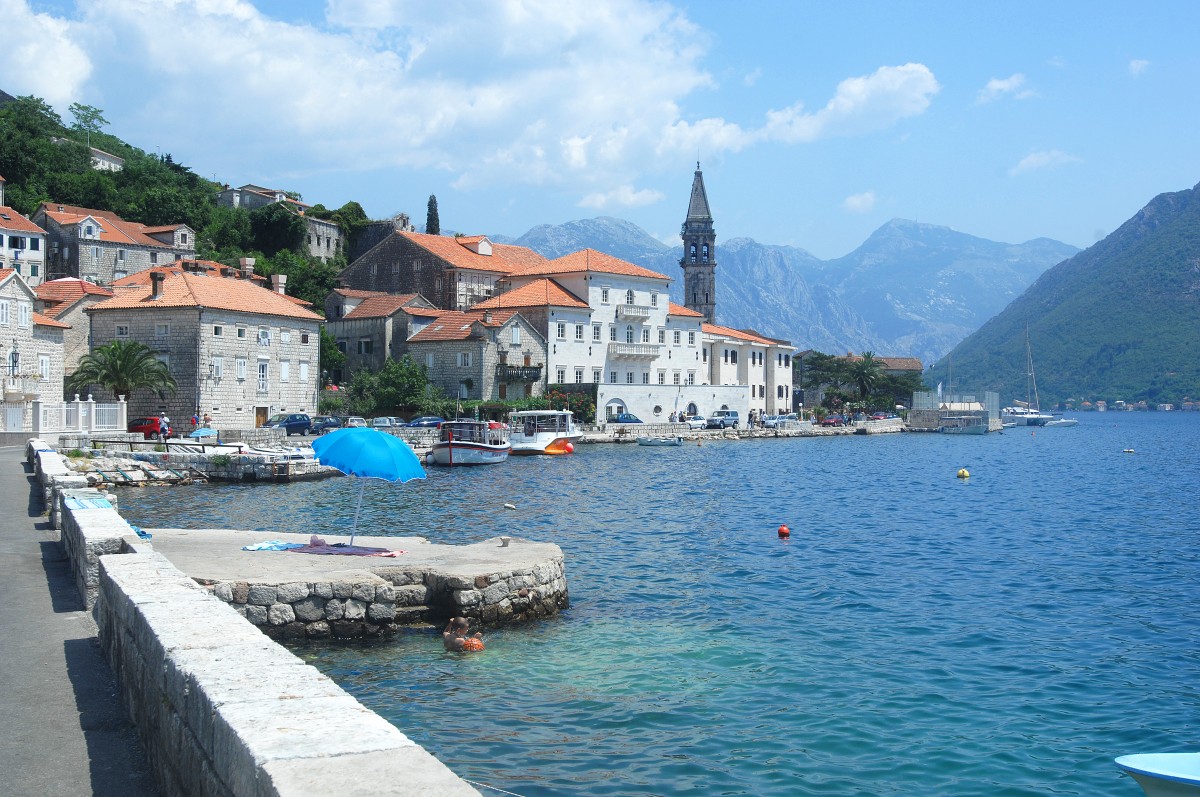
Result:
[702, 245, 709, 262]
[689, 245, 697, 263]
[626, 325, 634, 343]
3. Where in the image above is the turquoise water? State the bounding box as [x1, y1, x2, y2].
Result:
[118, 414, 1200, 796]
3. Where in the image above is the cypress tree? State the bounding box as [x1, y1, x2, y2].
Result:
[426, 194, 440, 235]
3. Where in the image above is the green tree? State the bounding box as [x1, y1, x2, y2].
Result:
[249, 202, 306, 256]
[68, 340, 177, 400]
[260, 249, 341, 309]
[198, 205, 253, 258]
[426, 194, 440, 235]
[849, 351, 883, 401]
[68, 103, 109, 135]
[318, 328, 345, 384]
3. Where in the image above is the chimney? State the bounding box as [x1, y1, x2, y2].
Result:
[149, 270, 165, 300]
[0, 175, 5, 206]
[239, 257, 256, 280]
[484, 311, 493, 324]
[271, 274, 287, 295]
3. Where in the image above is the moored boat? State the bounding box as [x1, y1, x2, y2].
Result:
[426, 420, 510, 466]
[508, 410, 581, 455]
[1043, 417, 1079, 427]
[1001, 404, 1053, 426]
[1116, 753, 1200, 796]
[636, 436, 684, 446]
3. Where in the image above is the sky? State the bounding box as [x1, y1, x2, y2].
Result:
[6, 0, 1200, 259]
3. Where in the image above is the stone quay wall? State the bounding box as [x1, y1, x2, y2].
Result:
[96, 552, 480, 797]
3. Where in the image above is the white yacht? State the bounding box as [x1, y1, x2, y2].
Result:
[508, 410, 581, 455]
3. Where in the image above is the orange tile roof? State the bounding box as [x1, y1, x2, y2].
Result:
[89, 269, 322, 321]
[667, 302, 704, 318]
[845, 354, 923, 371]
[405, 306, 445, 318]
[407, 309, 517, 342]
[702, 322, 775, 346]
[513, 248, 669, 281]
[0, 206, 46, 234]
[343, 294, 424, 319]
[34, 311, 70, 329]
[111, 261, 268, 287]
[333, 288, 390, 298]
[0, 268, 15, 284]
[39, 203, 189, 249]
[35, 278, 114, 317]
[397, 232, 546, 275]
[471, 278, 589, 310]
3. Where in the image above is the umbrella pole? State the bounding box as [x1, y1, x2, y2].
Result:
[351, 479, 365, 546]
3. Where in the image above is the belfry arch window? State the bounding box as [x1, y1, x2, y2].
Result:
[702, 245, 709, 262]
[690, 245, 697, 263]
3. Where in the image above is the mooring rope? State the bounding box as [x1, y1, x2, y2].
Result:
[462, 777, 530, 797]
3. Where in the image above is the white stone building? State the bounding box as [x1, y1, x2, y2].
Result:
[34, 277, 115, 380]
[1, 268, 68, 432]
[0, 177, 48, 287]
[85, 262, 323, 430]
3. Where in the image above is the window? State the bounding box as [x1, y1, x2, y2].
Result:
[211, 357, 224, 379]
[625, 289, 634, 304]
[425, 353, 434, 368]
[336, 341, 347, 354]
[688, 331, 696, 345]
[609, 371, 618, 384]
[557, 322, 566, 339]
[30, 264, 38, 277]
[601, 288, 610, 304]
[731, 351, 738, 364]
[257, 361, 268, 392]
[592, 324, 601, 341]
[641, 328, 650, 343]
[116, 249, 125, 262]
[459, 352, 472, 368]
[113, 269, 127, 281]
[557, 368, 566, 383]
[575, 368, 584, 383]
[18, 302, 32, 328]
[91, 246, 100, 260]
[723, 349, 728, 363]
[658, 329, 665, 344]
[236, 327, 246, 339]
[609, 326, 617, 342]
[85, 225, 94, 236]
[593, 368, 601, 383]
[0, 300, 9, 327]
[280, 361, 290, 382]
[626, 325, 634, 344]
[150, 252, 158, 265]
[626, 372, 634, 384]
[236, 358, 247, 380]
[512, 326, 521, 345]
[8, 236, 25, 250]
[213, 325, 222, 336]
[181, 233, 188, 245]
[658, 370, 665, 384]
[575, 324, 584, 341]
[689, 244, 696, 263]
[673, 371, 680, 385]
[30, 238, 39, 251]
[650, 292, 658, 307]
[301, 332, 310, 345]
[115, 324, 128, 338]
[281, 330, 291, 344]
[356, 339, 373, 355]
[258, 326, 270, 346]
[38, 355, 50, 381]
[687, 371, 696, 385]
[670, 331, 679, 345]
[642, 372, 649, 384]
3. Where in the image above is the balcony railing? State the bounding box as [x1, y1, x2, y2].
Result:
[496, 364, 543, 382]
[3, 376, 40, 401]
[615, 303, 652, 320]
[607, 342, 661, 360]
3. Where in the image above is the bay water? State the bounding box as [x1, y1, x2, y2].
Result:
[118, 413, 1200, 796]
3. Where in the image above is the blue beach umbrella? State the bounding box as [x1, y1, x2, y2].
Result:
[310, 427, 426, 544]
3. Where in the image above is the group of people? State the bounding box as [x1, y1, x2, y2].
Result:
[667, 411, 691, 423]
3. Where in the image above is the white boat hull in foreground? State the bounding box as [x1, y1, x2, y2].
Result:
[1116, 753, 1200, 796]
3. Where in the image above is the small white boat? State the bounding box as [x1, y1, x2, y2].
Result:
[509, 410, 581, 455]
[1044, 417, 1079, 427]
[1001, 405, 1053, 426]
[1116, 752, 1200, 796]
[636, 436, 684, 447]
[426, 420, 510, 466]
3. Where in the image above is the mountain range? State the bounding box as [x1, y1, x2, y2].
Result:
[927, 181, 1200, 406]
[497, 217, 1078, 367]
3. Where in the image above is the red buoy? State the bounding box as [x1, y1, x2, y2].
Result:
[778, 524, 791, 539]
[565, 442, 575, 453]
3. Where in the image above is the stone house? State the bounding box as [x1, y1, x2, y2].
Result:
[405, 309, 546, 402]
[85, 262, 323, 430]
[1, 268, 68, 432]
[216, 184, 344, 263]
[33, 203, 194, 285]
[323, 292, 444, 383]
[34, 277, 114, 380]
[0, 176, 48, 287]
[702, 322, 794, 417]
[336, 232, 546, 311]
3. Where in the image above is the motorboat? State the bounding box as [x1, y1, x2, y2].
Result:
[636, 436, 684, 446]
[1043, 417, 1079, 427]
[1116, 752, 1200, 796]
[508, 410, 581, 455]
[426, 420, 510, 466]
[1001, 404, 1053, 426]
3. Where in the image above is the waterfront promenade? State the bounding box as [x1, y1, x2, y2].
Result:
[0, 445, 158, 797]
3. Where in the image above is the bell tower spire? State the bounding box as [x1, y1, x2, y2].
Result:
[680, 163, 717, 324]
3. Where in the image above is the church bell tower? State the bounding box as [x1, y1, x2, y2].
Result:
[680, 163, 716, 324]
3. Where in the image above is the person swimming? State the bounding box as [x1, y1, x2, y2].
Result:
[443, 617, 484, 652]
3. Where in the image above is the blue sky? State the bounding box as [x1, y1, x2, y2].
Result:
[7, 0, 1200, 259]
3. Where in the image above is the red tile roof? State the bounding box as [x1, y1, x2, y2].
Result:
[89, 269, 322, 321]
[39, 203, 189, 249]
[407, 309, 518, 342]
[35, 278, 114, 318]
[512, 248, 669, 280]
[668, 302, 704, 318]
[111, 261, 267, 288]
[0, 206, 46, 234]
[343, 294, 426, 319]
[471, 278, 589, 310]
[333, 288, 390, 299]
[34, 312, 70, 329]
[702, 323, 775, 346]
[397, 232, 547, 275]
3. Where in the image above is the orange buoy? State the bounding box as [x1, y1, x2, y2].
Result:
[778, 524, 791, 539]
[565, 441, 575, 453]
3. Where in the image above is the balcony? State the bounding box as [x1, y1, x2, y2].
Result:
[3, 376, 40, 402]
[496, 364, 543, 382]
[607, 342, 661, 360]
[615, 303, 652, 320]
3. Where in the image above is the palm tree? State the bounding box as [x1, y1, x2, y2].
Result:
[68, 340, 177, 399]
[849, 351, 883, 402]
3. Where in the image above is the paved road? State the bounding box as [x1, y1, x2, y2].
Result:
[0, 446, 158, 797]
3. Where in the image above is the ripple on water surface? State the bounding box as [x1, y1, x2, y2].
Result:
[118, 414, 1200, 796]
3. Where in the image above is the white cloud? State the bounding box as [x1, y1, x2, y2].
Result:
[1008, 150, 1081, 175]
[579, 184, 664, 209]
[1129, 59, 1149, 77]
[842, 190, 876, 214]
[977, 73, 1036, 104]
[0, 0, 92, 107]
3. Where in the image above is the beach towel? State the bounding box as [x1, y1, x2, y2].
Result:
[241, 540, 305, 551]
[287, 535, 405, 557]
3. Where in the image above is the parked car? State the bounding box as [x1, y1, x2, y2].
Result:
[309, 415, 342, 434]
[763, 413, 799, 429]
[706, 409, 740, 429]
[344, 416, 367, 428]
[683, 414, 707, 430]
[128, 416, 171, 440]
[370, 416, 406, 428]
[820, 415, 845, 427]
[612, 413, 642, 424]
[261, 413, 312, 436]
[407, 416, 445, 428]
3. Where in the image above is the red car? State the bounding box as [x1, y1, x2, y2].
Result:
[820, 415, 845, 427]
[128, 416, 172, 439]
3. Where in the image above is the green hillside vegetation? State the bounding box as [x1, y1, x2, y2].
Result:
[928, 182, 1200, 406]
[0, 94, 361, 311]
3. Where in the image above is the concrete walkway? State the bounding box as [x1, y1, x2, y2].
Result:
[0, 446, 158, 797]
